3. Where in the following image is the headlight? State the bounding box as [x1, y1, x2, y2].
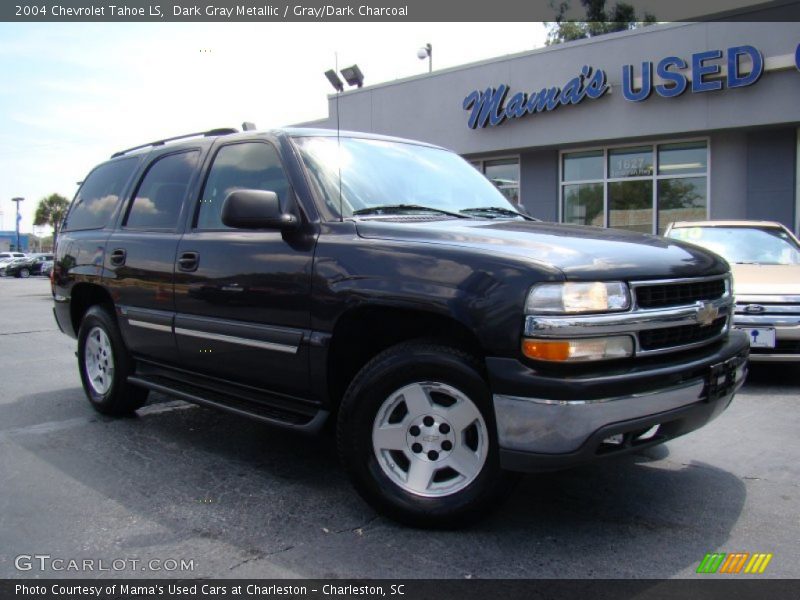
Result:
[525, 281, 630, 314]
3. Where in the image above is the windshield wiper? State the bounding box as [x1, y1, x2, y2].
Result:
[459, 206, 534, 220]
[352, 204, 468, 218]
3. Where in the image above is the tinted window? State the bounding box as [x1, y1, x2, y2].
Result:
[563, 150, 603, 182]
[197, 142, 290, 230]
[563, 183, 603, 227]
[126, 151, 198, 230]
[608, 146, 653, 178]
[484, 159, 520, 206]
[658, 141, 707, 175]
[64, 158, 138, 231]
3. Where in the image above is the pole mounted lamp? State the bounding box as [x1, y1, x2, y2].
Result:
[339, 65, 364, 88]
[417, 43, 432, 73]
[324, 65, 364, 93]
[11, 197, 23, 252]
[324, 69, 344, 93]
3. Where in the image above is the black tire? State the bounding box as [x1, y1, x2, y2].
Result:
[18, 268, 30, 278]
[337, 341, 514, 528]
[77, 305, 148, 416]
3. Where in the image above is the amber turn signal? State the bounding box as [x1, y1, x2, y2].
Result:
[522, 336, 634, 362]
[521, 339, 571, 361]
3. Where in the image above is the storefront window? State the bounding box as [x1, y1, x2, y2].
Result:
[608, 146, 653, 178]
[561, 140, 708, 234]
[658, 141, 707, 175]
[563, 150, 603, 182]
[609, 180, 653, 233]
[563, 183, 603, 226]
[657, 177, 707, 231]
[468, 157, 521, 206]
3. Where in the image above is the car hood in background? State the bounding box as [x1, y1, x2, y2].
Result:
[732, 264, 800, 296]
[355, 219, 727, 280]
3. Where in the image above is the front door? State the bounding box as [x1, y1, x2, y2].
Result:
[174, 140, 315, 397]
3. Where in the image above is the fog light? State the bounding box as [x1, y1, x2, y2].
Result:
[521, 336, 633, 362]
[603, 434, 625, 445]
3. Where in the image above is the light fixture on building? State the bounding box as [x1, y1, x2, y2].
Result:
[340, 64, 364, 88]
[417, 43, 432, 73]
[324, 69, 344, 93]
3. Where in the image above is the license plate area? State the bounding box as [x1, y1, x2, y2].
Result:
[736, 327, 776, 348]
[706, 354, 746, 401]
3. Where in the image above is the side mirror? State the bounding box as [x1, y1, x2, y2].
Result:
[221, 189, 298, 230]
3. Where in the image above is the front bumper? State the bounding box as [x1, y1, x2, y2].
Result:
[489, 330, 749, 472]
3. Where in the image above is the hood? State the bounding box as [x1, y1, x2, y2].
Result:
[732, 264, 800, 296]
[355, 219, 727, 280]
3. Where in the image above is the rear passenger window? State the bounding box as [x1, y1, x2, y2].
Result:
[196, 142, 290, 230]
[64, 157, 138, 231]
[125, 151, 199, 230]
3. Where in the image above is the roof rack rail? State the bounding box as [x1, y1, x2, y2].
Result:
[110, 127, 238, 158]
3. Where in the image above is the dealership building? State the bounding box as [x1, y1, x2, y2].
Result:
[303, 21, 800, 235]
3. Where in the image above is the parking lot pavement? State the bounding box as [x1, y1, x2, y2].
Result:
[0, 276, 798, 580]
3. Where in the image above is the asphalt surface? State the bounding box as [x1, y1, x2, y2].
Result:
[0, 277, 798, 579]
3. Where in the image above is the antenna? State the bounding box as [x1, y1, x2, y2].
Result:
[335, 51, 343, 222]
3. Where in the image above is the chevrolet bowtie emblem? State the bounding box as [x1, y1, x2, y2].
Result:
[695, 301, 719, 327]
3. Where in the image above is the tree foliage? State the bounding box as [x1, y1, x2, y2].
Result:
[34, 193, 70, 251]
[546, 0, 656, 45]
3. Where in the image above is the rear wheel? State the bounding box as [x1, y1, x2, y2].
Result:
[77, 305, 148, 416]
[337, 341, 512, 527]
[18, 268, 30, 278]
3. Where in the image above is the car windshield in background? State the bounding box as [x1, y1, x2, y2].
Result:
[667, 226, 800, 265]
[293, 136, 523, 219]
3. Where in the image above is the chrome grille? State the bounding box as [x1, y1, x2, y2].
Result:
[634, 277, 726, 309]
[639, 316, 728, 351]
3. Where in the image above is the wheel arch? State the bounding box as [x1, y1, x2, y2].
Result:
[326, 305, 486, 409]
[70, 283, 116, 335]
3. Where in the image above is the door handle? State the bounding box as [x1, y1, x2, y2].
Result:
[109, 248, 126, 266]
[177, 251, 199, 272]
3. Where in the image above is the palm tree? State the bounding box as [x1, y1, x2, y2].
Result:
[34, 193, 70, 252]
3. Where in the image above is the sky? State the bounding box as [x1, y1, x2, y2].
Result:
[0, 22, 548, 235]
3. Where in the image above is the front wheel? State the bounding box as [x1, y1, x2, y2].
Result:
[18, 268, 30, 278]
[77, 305, 148, 416]
[337, 342, 513, 527]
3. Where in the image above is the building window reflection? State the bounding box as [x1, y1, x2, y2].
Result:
[467, 157, 521, 206]
[561, 140, 708, 234]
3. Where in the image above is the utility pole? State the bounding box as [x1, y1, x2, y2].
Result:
[11, 197, 24, 251]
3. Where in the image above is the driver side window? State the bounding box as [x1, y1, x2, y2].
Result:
[196, 142, 291, 230]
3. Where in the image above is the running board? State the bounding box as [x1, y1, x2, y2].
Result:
[127, 375, 329, 434]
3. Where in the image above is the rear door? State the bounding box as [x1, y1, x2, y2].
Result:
[105, 149, 202, 363]
[174, 140, 315, 396]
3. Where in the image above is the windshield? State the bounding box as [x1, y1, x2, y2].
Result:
[293, 136, 521, 219]
[667, 226, 800, 265]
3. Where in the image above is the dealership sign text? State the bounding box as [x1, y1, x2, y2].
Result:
[465, 43, 799, 129]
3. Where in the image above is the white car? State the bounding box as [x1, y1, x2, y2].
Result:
[0, 253, 27, 276]
[665, 220, 800, 362]
[0, 251, 26, 263]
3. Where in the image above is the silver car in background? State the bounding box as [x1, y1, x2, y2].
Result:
[665, 220, 800, 362]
